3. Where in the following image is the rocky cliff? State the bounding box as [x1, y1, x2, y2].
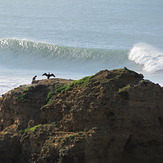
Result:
[0, 68, 163, 163]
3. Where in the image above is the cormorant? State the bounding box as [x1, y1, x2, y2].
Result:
[31, 75, 37, 84]
[32, 75, 37, 81]
[42, 72, 55, 79]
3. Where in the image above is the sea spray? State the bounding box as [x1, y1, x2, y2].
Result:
[0, 39, 163, 95]
[128, 43, 163, 72]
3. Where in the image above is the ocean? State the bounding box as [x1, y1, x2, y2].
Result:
[0, 0, 163, 95]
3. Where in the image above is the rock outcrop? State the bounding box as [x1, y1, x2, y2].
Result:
[0, 68, 163, 163]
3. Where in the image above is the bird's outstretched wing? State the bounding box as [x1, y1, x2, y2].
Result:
[42, 73, 47, 76]
[50, 73, 55, 77]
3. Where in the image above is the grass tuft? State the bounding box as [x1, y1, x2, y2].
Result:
[46, 76, 92, 103]
[118, 85, 131, 93]
[16, 86, 34, 101]
[24, 124, 42, 132]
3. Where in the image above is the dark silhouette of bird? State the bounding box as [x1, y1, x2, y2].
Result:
[31, 75, 38, 84]
[32, 75, 37, 81]
[42, 72, 55, 79]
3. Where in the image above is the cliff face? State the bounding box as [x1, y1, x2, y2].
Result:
[0, 68, 163, 163]
[0, 78, 73, 130]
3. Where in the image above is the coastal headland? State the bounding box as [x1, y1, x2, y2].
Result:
[0, 68, 163, 163]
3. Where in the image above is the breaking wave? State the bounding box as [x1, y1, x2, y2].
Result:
[129, 43, 163, 72]
[1, 39, 162, 73]
[0, 39, 163, 95]
[0, 38, 129, 72]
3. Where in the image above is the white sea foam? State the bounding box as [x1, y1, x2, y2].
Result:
[0, 0, 162, 95]
[0, 39, 163, 95]
[128, 43, 163, 72]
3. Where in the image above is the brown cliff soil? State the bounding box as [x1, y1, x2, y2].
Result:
[0, 68, 163, 163]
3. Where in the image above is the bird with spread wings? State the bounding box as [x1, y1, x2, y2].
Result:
[42, 72, 55, 79]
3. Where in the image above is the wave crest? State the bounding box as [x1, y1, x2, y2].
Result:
[0, 38, 128, 71]
[128, 43, 163, 72]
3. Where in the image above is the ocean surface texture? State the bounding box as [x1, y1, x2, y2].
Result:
[0, 0, 163, 95]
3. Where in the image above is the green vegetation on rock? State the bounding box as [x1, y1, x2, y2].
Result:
[19, 124, 42, 134]
[24, 124, 41, 132]
[118, 85, 131, 100]
[16, 86, 34, 101]
[51, 122, 57, 127]
[118, 85, 131, 93]
[24, 124, 42, 132]
[46, 76, 92, 103]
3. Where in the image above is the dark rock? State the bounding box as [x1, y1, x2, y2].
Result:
[0, 69, 163, 163]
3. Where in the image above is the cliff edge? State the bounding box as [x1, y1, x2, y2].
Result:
[0, 68, 163, 163]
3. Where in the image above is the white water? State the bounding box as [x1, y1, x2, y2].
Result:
[0, 0, 163, 94]
[129, 43, 163, 72]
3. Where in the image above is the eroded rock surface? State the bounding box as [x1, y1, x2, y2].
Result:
[0, 68, 163, 163]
